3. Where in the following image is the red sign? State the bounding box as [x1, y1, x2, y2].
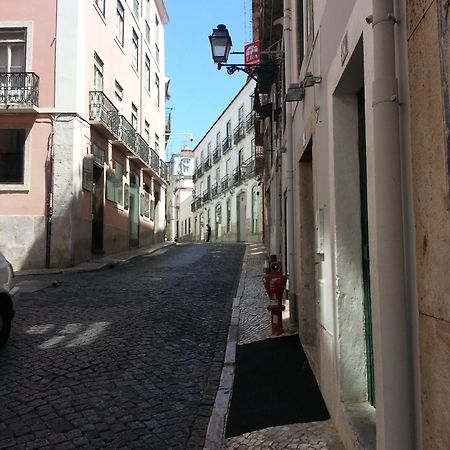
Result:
[244, 40, 260, 65]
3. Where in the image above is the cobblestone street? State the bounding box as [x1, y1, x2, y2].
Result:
[0, 243, 245, 450]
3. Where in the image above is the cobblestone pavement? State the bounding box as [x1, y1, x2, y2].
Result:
[1, 243, 245, 450]
[220, 243, 345, 450]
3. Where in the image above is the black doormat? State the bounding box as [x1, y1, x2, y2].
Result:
[225, 335, 330, 438]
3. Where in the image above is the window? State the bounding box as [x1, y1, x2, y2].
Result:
[145, 21, 150, 43]
[93, 53, 104, 91]
[131, 103, 138, 130]
[226, 120, 231, 138]
[216, 132, 221, 149]
[0, 29, 26, 74]
[155, 133, 159, 154]
[133, 0, 139, 17]
[116, 1, 125, 46]
[155, 15, 160, 62]
[0, 129, 25, 183]
[252, 186, 259, 233]
[132, 29, 139, 70]
[226, 199, 231, 232]
[155, 73, 160, 106]
[238, 105, 244, 125]
[145, 54, 150, 91]
[144, 120, 150, 143]
[95, 0, 106, 16]
[114, 81, 123, 113]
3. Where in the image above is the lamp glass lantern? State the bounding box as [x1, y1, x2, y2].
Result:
[209, 24, 232, 64]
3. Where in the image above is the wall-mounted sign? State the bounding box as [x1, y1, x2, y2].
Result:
[244, 40, 260, 65]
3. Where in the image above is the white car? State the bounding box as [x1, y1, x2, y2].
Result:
[0, 252, 19, 348]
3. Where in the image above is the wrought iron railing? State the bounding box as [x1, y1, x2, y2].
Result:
[203, 155, 212, 171]
[0, 72, 40, 107]
[150, 148, 160, 174]
[211, 183, 218, 198]
[213, 146, 221, 163]
[89, 91, 119, 135]
[222, 136, 232, 154]
[202, 189, 211, 202]
[221, 175, 230, 191]
[246, 112, 254, 131]
[233, 123, 245, 144]
[135, 134, 150, 164]
[89, 91, 167, 179]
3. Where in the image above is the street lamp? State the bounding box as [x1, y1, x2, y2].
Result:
[208, 24, 278, 82]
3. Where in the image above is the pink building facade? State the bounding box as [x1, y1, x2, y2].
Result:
[0, 0, 169, 270]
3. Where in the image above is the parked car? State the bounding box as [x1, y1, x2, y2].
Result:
[0, 252, 19, 348]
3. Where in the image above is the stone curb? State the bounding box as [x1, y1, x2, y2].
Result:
[203, 245, 248, 450]
[16, 242, 175, 277]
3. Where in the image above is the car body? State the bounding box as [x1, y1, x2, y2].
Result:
[0, 251, 19, 348]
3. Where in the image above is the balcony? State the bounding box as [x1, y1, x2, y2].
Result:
[202, 189, 211, 202]
[233, 123, 245, 144]
[221, 175, 230, 191]
[89, 91, 120, 140]
[241, 155, 255, 178]
[233, 167, 243, 185]
[0, 72, 40, 112]
[203, 155, 212, 172]
[211, 183, 218, 198]
[246, 112, 254, 131]
[222, 136, 232, 155]
[89, 91, 167, 181]
[213, 146, 221, 163]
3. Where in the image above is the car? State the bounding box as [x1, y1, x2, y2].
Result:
[0, 251, 19, 348]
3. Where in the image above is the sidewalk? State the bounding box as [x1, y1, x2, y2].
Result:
[204, 243, 345, 450]
[15, 241, 175, 292]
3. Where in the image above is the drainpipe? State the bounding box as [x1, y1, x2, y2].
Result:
[371, 0, 416, 448]
[282, 0, 298, 331]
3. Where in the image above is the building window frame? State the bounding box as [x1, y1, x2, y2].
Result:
[95, 0, 106, 17]
[115, 1, 125, 46]
[93, 52, 104, 91]
[0, 126, 30, 191]
[144, 54, 151, 92]
[131, 28, 139, 71]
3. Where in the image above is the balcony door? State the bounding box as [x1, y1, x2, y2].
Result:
[0, 29, 26, 103]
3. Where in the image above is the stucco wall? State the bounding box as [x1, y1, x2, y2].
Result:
[407, 1, 450, 448]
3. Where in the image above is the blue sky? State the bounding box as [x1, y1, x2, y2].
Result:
[164, 0, 253, 159]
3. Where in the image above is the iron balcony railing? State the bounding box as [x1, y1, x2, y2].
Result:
[233, 123, 245, 144]
[202, 189, 211, 202]
[221, 175, 230, 191]
[246, 112, 254, 131]
[213, 146, 221, 163]
[89, 91, 120, 135]
[135, 134, 150, 165]
[0, 72, 40, 107]
[233, 167, 242, 185]
[222, 136, 232, 154]
[211, 183, 219, 198]
[89, 91, 167, 179]
[203, 155, 212, 172]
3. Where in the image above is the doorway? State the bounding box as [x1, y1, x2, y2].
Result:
[128, 171, 139, 247]
[91, 164, 104, 253]
[237, 192, 247, 242]
[333, 37, 375, 406]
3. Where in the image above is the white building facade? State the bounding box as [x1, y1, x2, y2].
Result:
[166, 148, 195, 242]
[190, 80, 263, 244]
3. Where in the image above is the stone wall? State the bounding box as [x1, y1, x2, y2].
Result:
[407, 1, 450, 447]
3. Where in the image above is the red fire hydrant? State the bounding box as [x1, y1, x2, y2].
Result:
[263, 255, 286, 336]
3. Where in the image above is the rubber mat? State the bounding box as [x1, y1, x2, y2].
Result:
[225, 335, 330, 437]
